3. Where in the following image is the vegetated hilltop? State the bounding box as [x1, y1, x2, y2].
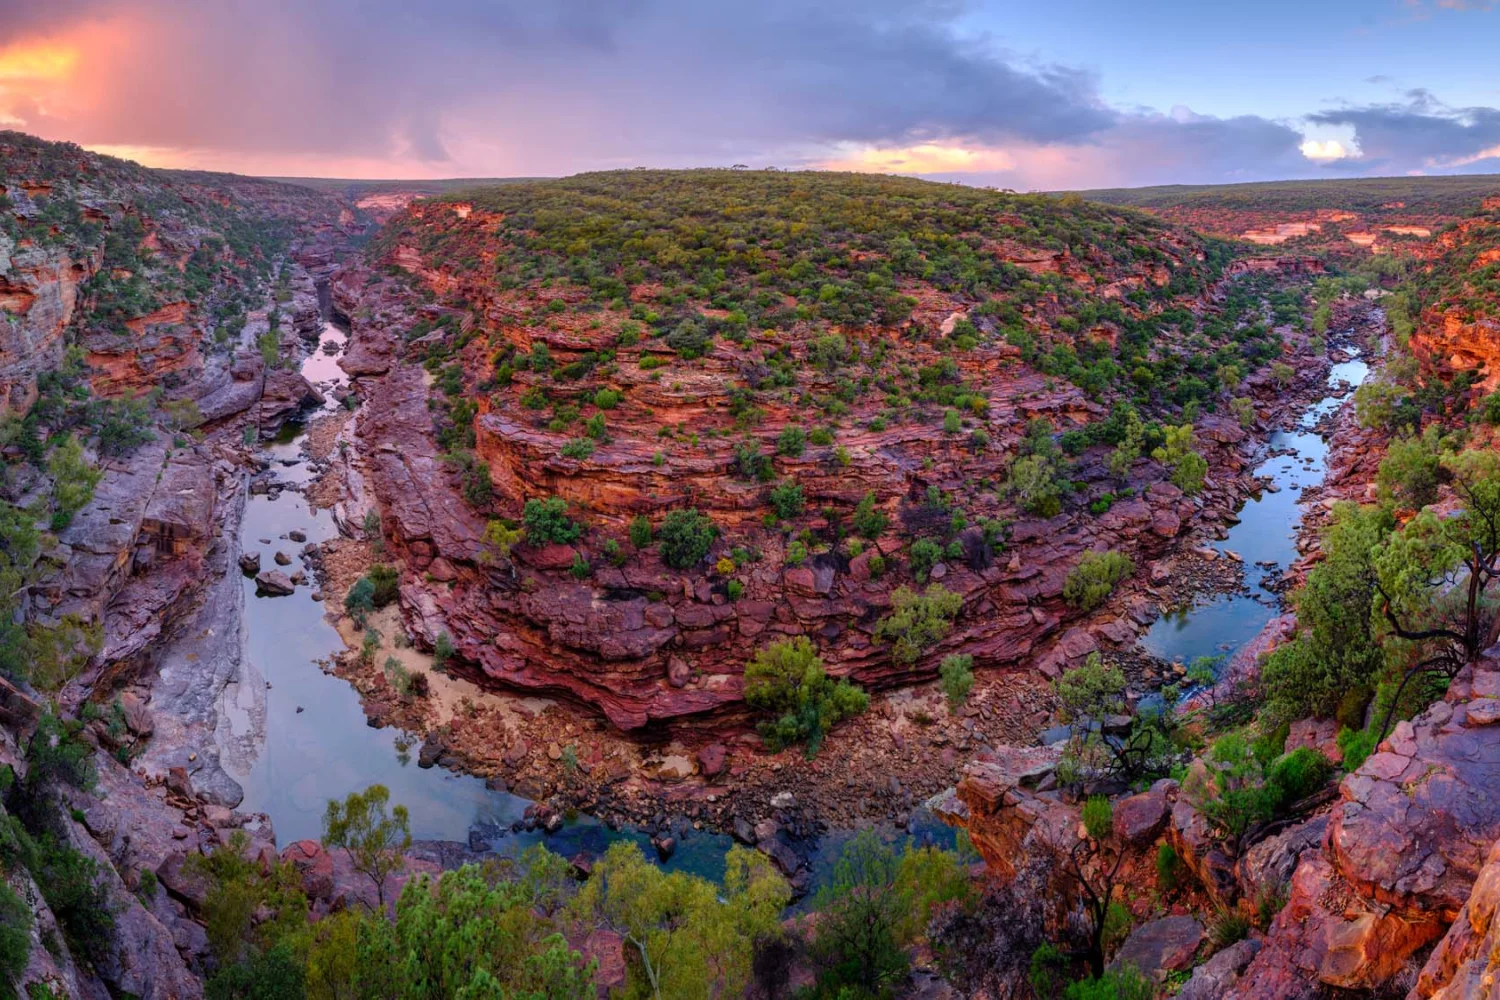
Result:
[1083, 174, 1500, 256]
[263, 175, 539, 225]
[335, 167, 1325, 730]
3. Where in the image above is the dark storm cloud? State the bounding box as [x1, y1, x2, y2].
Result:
[1309, 92, 1500, 171]
[9, 0, 1116, 166]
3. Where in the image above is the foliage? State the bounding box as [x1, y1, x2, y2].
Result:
[939, 654, 975, 710]
[629, 515, 654, 548]
[768, 481, 805, 520]
[852, 492, 889, 540]
[1062, 551, 1133, 612]
[874, 584, 963, 665]
[657, 508, 718, 569]
[189, 831, 309, 965]
[523, 496, 583, 545]
[354, 857, 593, 1000]
[571, 840, 788, 1000]
[743, 637, 868, 754]
[0, 880, 30, 993]
[1262, 502, 1393, 721]
[1151, 423, 1206, 494]
[1006, 454, 1065, 518]
[322, 784, 412, 907]
[47, 435, 102, 530]
[366, 564, 399, 607]
[807, 830, 971, 997]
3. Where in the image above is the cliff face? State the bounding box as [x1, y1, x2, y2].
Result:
[0, 131, 357, 413]
[332, 170, 1328, 731]
[1408, 207, 1500, 391]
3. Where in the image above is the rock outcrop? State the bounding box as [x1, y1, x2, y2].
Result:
[1230, 654, 1500, 996]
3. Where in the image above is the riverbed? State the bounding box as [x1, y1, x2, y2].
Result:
[1139, 356, 1369, 668]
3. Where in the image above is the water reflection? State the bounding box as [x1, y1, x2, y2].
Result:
[1139, 357, 1369, 667]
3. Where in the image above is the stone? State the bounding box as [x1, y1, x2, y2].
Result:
[238, 552, 260, 574]
[1110, 915, 1204, 979]
[697, 743, 727, 778]
[1111, 781, 1174, 847]
[254, 570, 295, 595]
[282, 839, 335, 901]
[1177, 939, 1261, 1000]
[273, 550, 291, 566]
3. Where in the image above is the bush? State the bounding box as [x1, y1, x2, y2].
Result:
[909, 538, 943, 581]
[1337, 726, 1377, 771]
[874, 584, 963, 665]
[629, 515, 653, 548]
[1267, 746, 1331, 807]
[658, 509, 717, 569]
[1062, 967, 1153, 1000]
[768, 481, 804, 520]
[206, 944, 306, 1000]
[939, 654, 974, 709]
[593, 388, 621, 409]
[852, 491, 888, 539]
[367, 564, 399, 607]
[744, 637, 868, 753]
[1155, 844, 1182, 891]
[0, 880, 32, 987]
[777, 425, 806, 457]
[523, 497, 583, 544]
[1062, 550, 1133, 611]
[345, 579, 374, 623]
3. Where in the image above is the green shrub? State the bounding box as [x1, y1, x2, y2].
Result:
[0, 880, 32, 987]
[909, 538, 943, 581]
[560, 438, 595, 460]
[629, 515, 653, 548]
[939, 654, 974, 709]
[1155, 844, 1182, 891]
[1267, 746, 1331, 808]
[345, 578, 375, 623]
[726, 580, 744, 601]
[874, 584, 963, 665]
[1062, 967, 1153, 1000]
[1337, 726, 1377, 771]
[776, 425, 806, 457]
[593, 388, 621, 409]
[367, 564, 399, 607]
[1062, 550, 1134, 611]
[744, 637, 868, 753]
[523, 497, 583, 544]
[769, 481, 805, 520]
[569, 554, 591, 579]
[852, 491, 888, 539]
[658, 509, 717, 569]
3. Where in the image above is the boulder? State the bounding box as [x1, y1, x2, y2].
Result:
[1177, 939, 1261, 1000]
[1110, 915, 1204, 979]
[1112, 779, 1175, 847]
[282, 839, 336, 901]
[254, 570, 295, 596]
[697, 743, 727, 778]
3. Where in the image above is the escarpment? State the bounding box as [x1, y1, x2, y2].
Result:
[331, 169, 1334, 731]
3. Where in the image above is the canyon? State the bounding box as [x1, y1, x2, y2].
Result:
[5, 128, 1500, 997]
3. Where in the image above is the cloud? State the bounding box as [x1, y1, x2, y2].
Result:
[1, 0, 1498, 188]
[0, 0, 1121, 176]
[1308, 92, 1500, 172]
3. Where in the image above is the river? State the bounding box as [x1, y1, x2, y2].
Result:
[230, 317, 744, 878]
[1139, 355, 1369, 668]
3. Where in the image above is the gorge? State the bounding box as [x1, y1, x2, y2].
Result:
[5, 129, 1500, 999]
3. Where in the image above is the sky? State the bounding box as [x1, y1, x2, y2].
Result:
[1, 0, 1499, 190]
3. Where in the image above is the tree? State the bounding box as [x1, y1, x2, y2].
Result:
[353, 857, 593, 1000]
[658, 508, 718, 569]
[523, 496, 583, 544]
[571, 841, 788, 1000]
[322, 784, 411, 908]
[1375, 427, 1444, 509]
[1056, 796, 1127, 978]
[1055, 653, 1172, 786]
[1151, 423, 1207, 495]
[1262, 502, 1392, 721]
[1366, 449, 1500, 739]
[744, 637, 868, 753]
[1062, 551, 1133, 612]
[480, 519, 523, 565]
[874, 584, 963, 665]
[1007, 454, 1064, 517]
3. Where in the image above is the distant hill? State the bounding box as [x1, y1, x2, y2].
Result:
[1080, 174, 1500, 215]
[260, 176, 542, 199]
